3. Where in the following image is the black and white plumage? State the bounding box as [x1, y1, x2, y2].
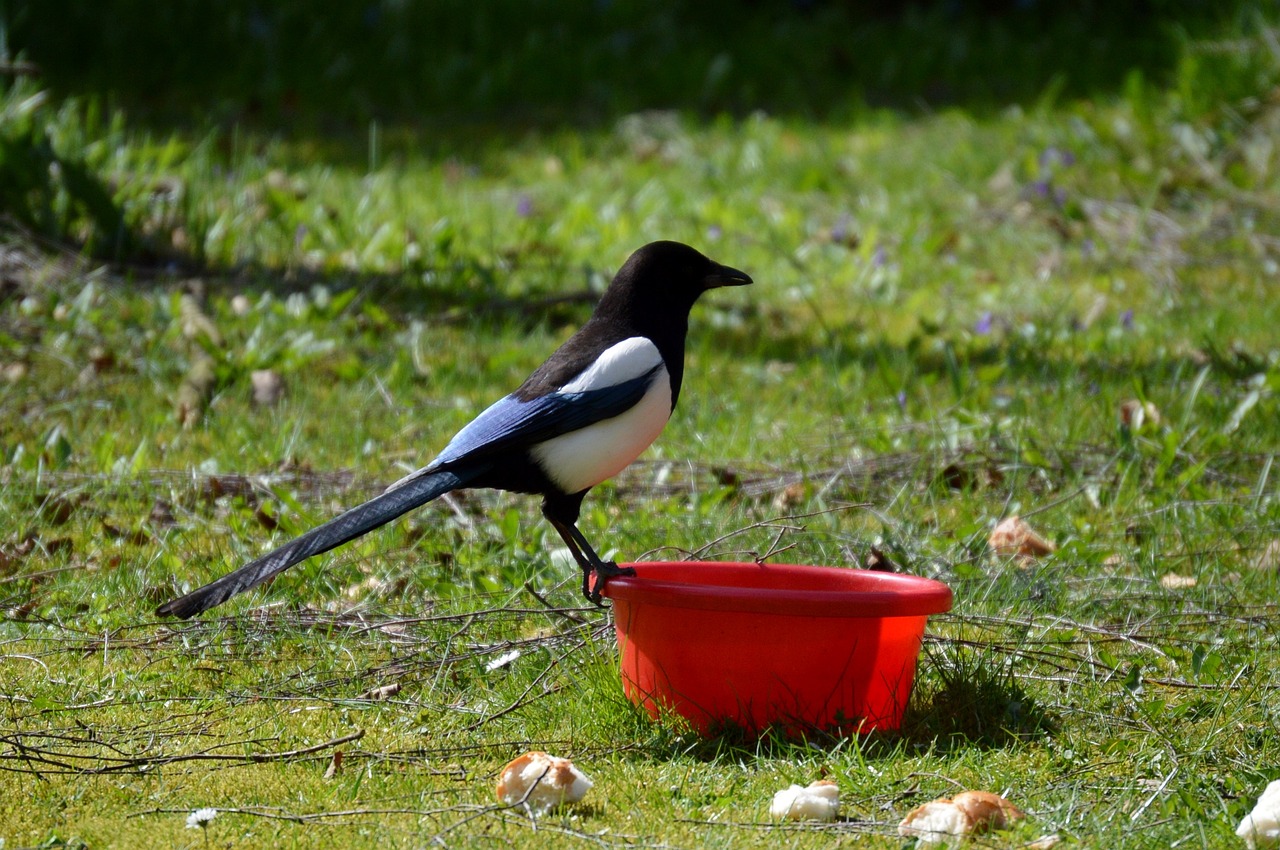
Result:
[156, 241, 751, 619]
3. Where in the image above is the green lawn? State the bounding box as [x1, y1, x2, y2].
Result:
[3, 4, 1280, 848]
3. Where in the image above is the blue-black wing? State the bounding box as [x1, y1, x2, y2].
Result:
[428, 363, 664, 472]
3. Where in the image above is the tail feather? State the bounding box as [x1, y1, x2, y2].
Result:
[156, 468, 477, 619]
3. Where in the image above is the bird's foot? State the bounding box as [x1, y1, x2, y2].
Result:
[583, 561, 637, 606]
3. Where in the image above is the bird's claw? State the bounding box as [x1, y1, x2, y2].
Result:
[584, 561, 637, 606]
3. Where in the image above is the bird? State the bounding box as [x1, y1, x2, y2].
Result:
[156, 241, 752, 619]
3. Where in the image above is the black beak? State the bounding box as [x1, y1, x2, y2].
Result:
[704, 263, 753, 289]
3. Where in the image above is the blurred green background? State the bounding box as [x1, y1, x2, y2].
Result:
[7, 1, 1259, 132]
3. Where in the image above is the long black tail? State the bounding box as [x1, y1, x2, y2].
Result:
[156, 468, 478, 619]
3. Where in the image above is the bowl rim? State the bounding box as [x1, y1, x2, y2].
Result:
[603, 561, 952, 617]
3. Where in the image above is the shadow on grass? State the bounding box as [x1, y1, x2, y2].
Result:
[617, 641, 1054, 764]
[698, 316, 1258, 404]
[9, 218, 1258, 433]
[2, 214, 607, 329]
[9, 0, 1253, 147]
[890, 641, 1056, 754]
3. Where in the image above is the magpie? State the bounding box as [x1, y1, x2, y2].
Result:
[156, 241, 751, 618]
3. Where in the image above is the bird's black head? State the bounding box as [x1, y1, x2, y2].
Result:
[601, 241, 752, 322]
[570, 241, 751, 406]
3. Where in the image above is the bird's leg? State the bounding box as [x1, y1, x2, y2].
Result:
[542, 509, 635, 605]
[547, 516, 595, 600]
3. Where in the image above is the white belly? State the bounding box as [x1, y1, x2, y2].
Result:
[531, 364, 672, 494]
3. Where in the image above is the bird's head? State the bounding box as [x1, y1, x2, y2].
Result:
[604, 241, 752, 319]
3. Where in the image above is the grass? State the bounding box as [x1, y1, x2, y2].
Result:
[4, 2, 1280, 847]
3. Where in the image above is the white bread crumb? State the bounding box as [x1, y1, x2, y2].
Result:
[898, 800, 972, 844]
[1237, 779, 1280, 849]
[770, 780, 840, 821]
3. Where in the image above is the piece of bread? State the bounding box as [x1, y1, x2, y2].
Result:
[770, 780, 840, 822]
[495, 751, 593, 815]
[899, 789, 1024, 844]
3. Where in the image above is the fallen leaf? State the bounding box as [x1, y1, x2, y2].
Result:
[1159, 572, 1197, 590]
[87, 345, 115, 373]
[3, 536, 37, 566]
[359, 683, 401, 701]
[1126, 523, 1153, 546]
[251, 369, 284, 406]
[101, 520, 152, 546]
[175, 353, 217, 428]
[1255, 539, 1280, 572]
[345, 574, 407, 601]
[34, 493, 80, 525]
[933, 459, 1005, 491]
[323, 750, 343, 780]
[773, 481, 806, 511]
[987, 161, 1017, 194]
[254, 505, 280, 531]
[989, 516, 1056, 562]
[35, 537, 74, 556]
[865, 547, 898, 572]
[1081, 294, 1108, 328]
[7, 598, 38, 619]
[939, 463, 973, 490]
[179, 293, 223, 345]
[711, 466, 742, 488]
[1119, 399, 1161, 430]
[149, 499, 177, 528]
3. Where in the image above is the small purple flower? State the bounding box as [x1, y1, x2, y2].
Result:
[1031, 180, 1051, 198]
[830, 212, 853, 244]
[872, 245, 887, 267]
[1038, 146, 1076, 170]
[1120, 309, 1134, 329]
[516, 194, 533, 218]
[705, 224, 722, 241]
[896, 390, 908, 411]
[294, 224, 308, 249]
[974, 312, 994, 335]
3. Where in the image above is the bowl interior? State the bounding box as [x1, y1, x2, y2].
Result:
[602, 561, 952, 617]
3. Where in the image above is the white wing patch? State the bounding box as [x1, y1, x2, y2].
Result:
[533, 337, 671, 494]
[559, 336, 664, 393]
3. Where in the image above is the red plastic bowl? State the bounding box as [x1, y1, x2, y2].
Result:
[603, 562, 952, 735]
